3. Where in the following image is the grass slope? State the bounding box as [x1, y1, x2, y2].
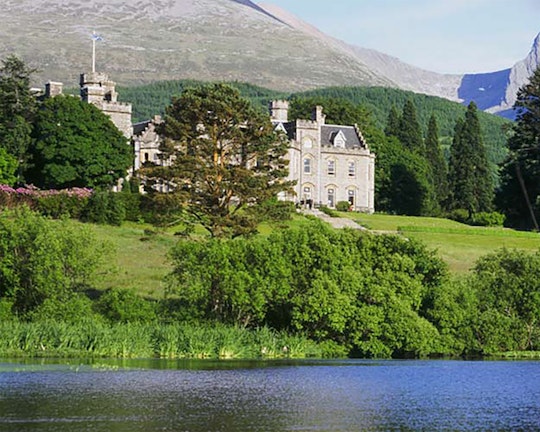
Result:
[346, 213, 540, 273]
[87, 213, 540, 299]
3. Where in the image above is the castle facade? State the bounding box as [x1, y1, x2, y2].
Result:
[270, 101, 375, 212]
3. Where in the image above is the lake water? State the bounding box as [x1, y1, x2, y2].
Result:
[1, 358, 539, 431]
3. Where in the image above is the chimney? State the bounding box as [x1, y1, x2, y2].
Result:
[45, 81, 63, 98]
[269, 100, 289, 122]
[311, 105, 325, 124]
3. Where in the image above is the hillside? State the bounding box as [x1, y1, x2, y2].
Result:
[1, 0, 392, 91]
[119, 80, 510, 168]
[2, 0, 538, 119]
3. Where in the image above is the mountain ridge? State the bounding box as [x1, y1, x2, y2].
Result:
[0, 0, 537, 117]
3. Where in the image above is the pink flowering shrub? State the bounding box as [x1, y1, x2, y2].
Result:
[0, 185, 93, 219]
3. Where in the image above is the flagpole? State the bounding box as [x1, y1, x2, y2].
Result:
[92, 37, 96, 73]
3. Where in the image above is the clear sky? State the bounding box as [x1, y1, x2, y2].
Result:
[260, 0, 540, 74]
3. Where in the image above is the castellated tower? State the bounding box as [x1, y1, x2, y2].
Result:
[80, 72, 132, 139]
[269, 100, 289, 122]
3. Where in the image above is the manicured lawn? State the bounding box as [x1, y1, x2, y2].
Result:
[342, 212, 540, 273]
[349, 213, 470, 231]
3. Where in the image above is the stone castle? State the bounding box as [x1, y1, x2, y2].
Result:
[42, 71, 375, 212]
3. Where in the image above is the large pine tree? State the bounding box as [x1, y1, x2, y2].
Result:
[397, 99, 425, 154]
[425, 114, 448, 208]
[384, 105, 400, 137]
[448, 102, 493, 215]
[497, 67, 540, 229]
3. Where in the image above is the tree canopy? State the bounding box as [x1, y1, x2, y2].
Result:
[425, 114, 448, 208]
[0, 55, 37, 181]
[26, 95, 133, 189]
[448, 102, 493, 214]
[497, 66, 540, 229]
[0, 146, 17, 185]
[397, 99, 425, 154]
[144, 83, 291, 238]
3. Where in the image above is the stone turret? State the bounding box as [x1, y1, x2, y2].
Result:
[80, 72, 132, 138]
[311, 105, 325, 124]
[269, 100, 289, 122]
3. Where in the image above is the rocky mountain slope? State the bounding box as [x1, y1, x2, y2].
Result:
[0, 0, 392, 90]
[0, 0, 537, 117]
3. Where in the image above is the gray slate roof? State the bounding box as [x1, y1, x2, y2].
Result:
[321, 125, 365, 149]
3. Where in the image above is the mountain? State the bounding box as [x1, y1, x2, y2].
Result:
[0, 0, 393, 90]
[0, 0, 537, 117]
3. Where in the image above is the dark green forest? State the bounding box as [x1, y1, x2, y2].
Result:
[119, 81, 509, 168]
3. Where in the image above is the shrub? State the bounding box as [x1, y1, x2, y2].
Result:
[336, 201, 351, 212]
[470, 212, 506, 227]
[35, 194, 88, 219]
[257, 198, 295, 222]
[445, 208, 469, 223]
[319, 205, 339, 217]
[0, 207, 110, 318]
[95, 288, 157, 323]
[166, 220, 448, 358]
[81, 191, 126, 226]
[118, 191, 142, 222]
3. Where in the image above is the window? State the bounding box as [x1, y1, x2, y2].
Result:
[348, 161, 355, 177]
[303, 158, 312, 174]
[327, 160, 335, 176]
[327, 188, 335, 208]
[348, 189, 355, 206]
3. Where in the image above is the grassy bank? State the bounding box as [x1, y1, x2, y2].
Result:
[347, 213, 540, 273]
[85, 213, 540, 296]
[0, 321, 322, 360]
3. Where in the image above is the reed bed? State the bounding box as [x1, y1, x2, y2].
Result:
[0, 321, 321, 360]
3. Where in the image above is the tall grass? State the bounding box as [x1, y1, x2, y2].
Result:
[0, 320, 322, 360]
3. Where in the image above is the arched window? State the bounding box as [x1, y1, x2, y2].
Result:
[347, 189, 356, 206]
[327, 188, 335, 207]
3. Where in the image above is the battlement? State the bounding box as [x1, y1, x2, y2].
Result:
[269, 100, 289, 122]
[296, 119, 319, 129]
[101, 101, 133, 114]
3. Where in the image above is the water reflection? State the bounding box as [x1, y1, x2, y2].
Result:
[1, 359, 539, 431]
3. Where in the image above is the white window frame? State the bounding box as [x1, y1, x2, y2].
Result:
[304, 157, 312, 175]
[327, 159, 335, 176]
[348, 161, 356, 177]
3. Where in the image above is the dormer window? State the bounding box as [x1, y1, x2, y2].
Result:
[331, 130, 347, 148]
[274, 123, 287, 133]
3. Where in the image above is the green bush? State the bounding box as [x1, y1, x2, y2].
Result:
[470, 211, 506, 227]
[166, 220, 448, 358]
[96, 288, 157, 323]
[81, 191, 126, 226]
[319, 205, 339, 217]
[35, 194, 88, 219]
[336, 201, 351, 212]
[445, 208, 469, 223]
[0, 207, 110, 318]
[118, 191, 142, 222]
[257, 198, 296, 222]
